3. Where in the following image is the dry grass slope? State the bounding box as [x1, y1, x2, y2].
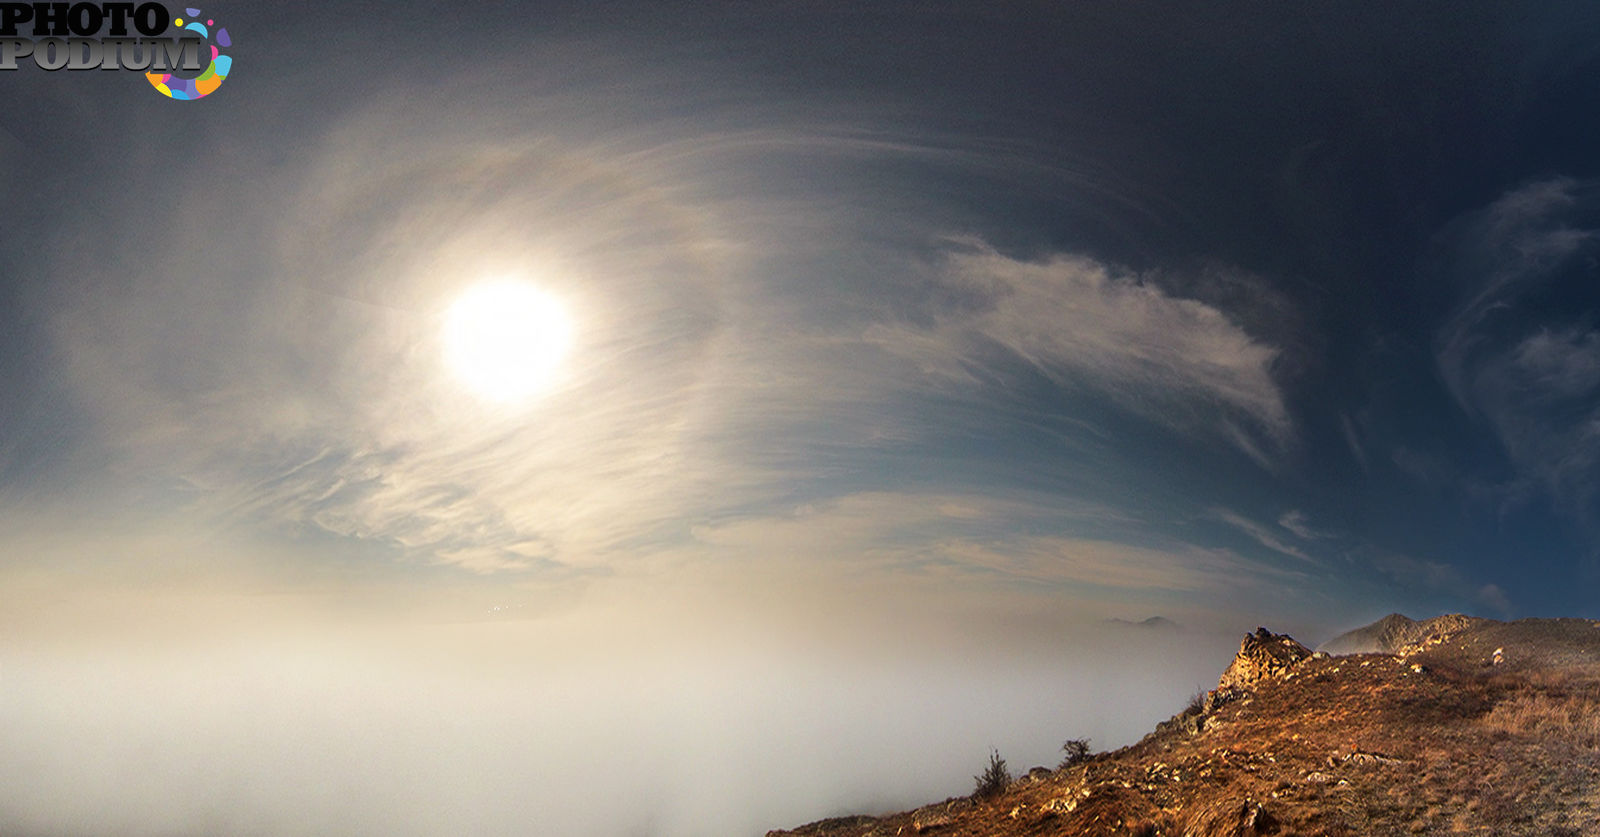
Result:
[767, 617, 1600, 837]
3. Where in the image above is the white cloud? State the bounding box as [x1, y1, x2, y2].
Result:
[1211, 508, 1317, 564]
[1431, 178, 1600, 559]
[1473, 327, 1600, 529]
[1436, 177, 1598, 412]
[1277, 510, 1325, 541]
[681, 491, 1308, 602]
[1509, 328, 1600, 400]
[868, 244, 1292, 463]
[928, 537, 1284, 594]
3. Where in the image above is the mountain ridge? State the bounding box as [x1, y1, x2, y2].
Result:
[1106, 616, 1181, 631]
[1316, 613, 1489, 656]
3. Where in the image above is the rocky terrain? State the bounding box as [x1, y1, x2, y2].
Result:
[768, 615, 1600, 836]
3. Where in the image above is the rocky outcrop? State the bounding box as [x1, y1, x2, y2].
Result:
[1149, 629, 1310, 742]
[1217, 628, 1313, 692]
[1152, 687, 1245, 738]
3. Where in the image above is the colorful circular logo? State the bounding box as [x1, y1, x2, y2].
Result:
[147, 7, 230, 100]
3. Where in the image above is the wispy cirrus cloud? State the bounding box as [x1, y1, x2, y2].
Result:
[1276, 510, 1325, 541]
[681, 490, 1309, 605]
[1433, 177, 1600, 558]
[1471, 326, 1600, 527]
[1210, 508, 1318, 565]
[1338, 413, 1370, 474]
[40, 70, 1305, 578]
[1435, 177, 1596, 411]
[867, 244, 1293, 466]
[47, 95, 770, 574]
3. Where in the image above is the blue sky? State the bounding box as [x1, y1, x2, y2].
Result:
[2, 2, 1600, 834]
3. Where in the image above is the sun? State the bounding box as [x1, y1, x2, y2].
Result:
[443, 280, 574, 403]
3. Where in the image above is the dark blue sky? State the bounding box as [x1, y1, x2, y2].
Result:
[3, 3, 1600, 832]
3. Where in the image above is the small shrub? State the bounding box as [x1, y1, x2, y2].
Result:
[1059, 737, 1092, 768]
[1185, 687, 1207, 716]
[972, 748, 1011, 798]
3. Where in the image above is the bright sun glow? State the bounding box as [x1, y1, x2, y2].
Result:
[443, 280, 574, 403]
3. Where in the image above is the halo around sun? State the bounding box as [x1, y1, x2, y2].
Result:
[443, 280, 574, 403]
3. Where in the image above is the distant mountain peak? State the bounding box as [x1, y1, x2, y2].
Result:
[1106, 615, 1180, 631]
[1319, 612, 1489, 655]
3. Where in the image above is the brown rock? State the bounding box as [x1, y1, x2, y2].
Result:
[1217, 628, 1313, 692]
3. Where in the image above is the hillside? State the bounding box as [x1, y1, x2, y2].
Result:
[1316, 614, 1487, 656]
[768, 616, 1600, 836]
